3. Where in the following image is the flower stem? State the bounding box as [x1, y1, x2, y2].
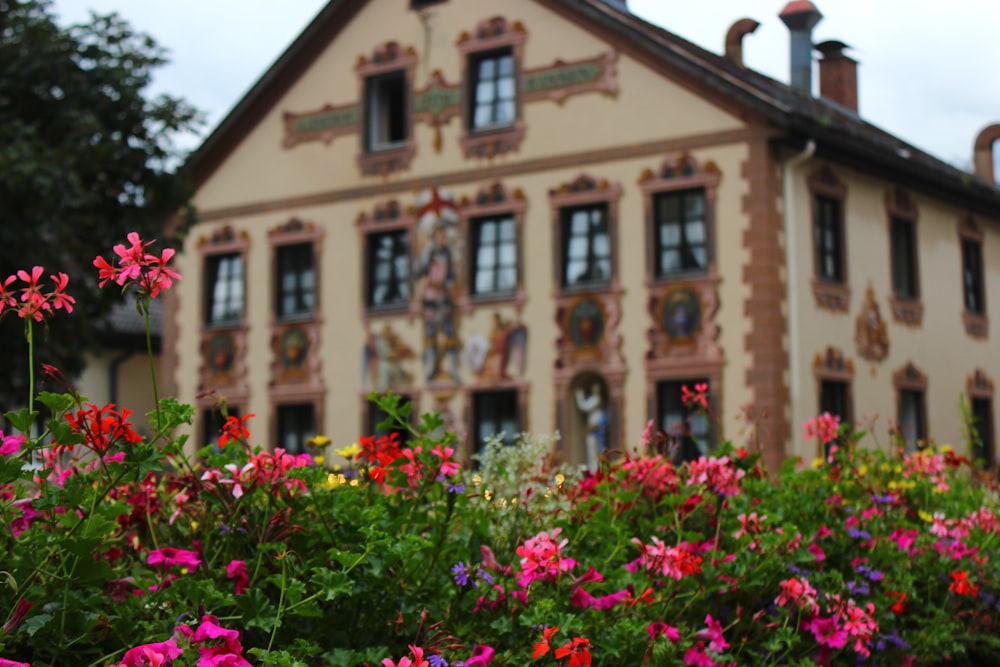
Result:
[142, 298, 162, 427]
[26, 318, 34, 417]
[268, 555, 289, 652]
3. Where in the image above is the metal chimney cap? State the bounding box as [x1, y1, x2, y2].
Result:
[779, 0, 823, 30]
[815, 40, 851, 58]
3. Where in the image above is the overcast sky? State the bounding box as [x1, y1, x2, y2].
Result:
[50, 0, 1000, 172]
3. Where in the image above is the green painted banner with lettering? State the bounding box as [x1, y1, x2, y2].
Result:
[292, 106, 359, 135]
[521, 62, 602, 95]
[414, 85, 462, 117]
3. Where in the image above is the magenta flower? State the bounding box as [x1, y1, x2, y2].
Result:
[803, 412, 841, 445]
[695, 614, 730, 654]
[464, 645, 495, 667]
[147, 547, 201, 572]
[226, 560, 249, 595]
[647, 622, 681, 643]
[0, 659, 32, 667]
[114, 639, 183, 667]
[93, 232, 181, 299]
[0, 431, 25, 457]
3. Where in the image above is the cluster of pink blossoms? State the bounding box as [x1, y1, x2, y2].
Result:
[515, 528, 577, 589]
[112, 615, 251, 667]
[0, 266, 75, 322]
[94, 231, 180, 298]
[686, 456, 745, 497]
[201, 448, 314, 499]
[626, 536, 702, 581]
[803, 412, 841, 446]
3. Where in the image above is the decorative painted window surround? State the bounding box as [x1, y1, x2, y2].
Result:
[355, 41, 418, 177]
[885, 187, 922, 326]
[457, 17, 526, 159]
[457, 182, 527, 314]
[549, 174, 626, 463]
[197, 225, 250, 441]
[268, 219, 324, 423]
[808, 166, 850, 313]
[357, 200, 415, 320]
[958, 215, 988, 339]
[639, 155, 724, 435]
[893, 361, 928, 451]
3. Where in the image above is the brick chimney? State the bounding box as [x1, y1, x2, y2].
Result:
[779, 1, 823, 95]
[816, 40, 858, 113]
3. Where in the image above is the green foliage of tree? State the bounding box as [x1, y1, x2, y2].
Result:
[0, 0, 200, 411]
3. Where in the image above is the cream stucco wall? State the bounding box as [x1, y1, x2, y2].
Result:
[176, 0, 759, 458]
[786, 158, 1000, 462]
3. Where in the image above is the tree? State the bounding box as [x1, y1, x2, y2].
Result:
[0, 0, 200, 414]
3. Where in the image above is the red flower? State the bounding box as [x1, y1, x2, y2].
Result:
[554, 637, 592, 667]
[64, 403, 142, 454]
[0, 266, 75, 322]
[949, 570, 979, 597]
[887, 590, 907, 615]
[226, 559, 249, 595]
[533, 626, 560, 659]
[218, 413, 255, 449]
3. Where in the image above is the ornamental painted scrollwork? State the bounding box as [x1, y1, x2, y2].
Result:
[854, 284, 889, 363]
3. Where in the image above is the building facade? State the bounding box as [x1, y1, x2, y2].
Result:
[169, 0, 1000, 470]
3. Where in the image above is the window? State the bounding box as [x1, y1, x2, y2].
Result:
[205, 253, 244, 325]
[276, 243, 315, 319]
[890, 217, 918, 299]
[470, 49, 516, 131]
[202, 406, 239, 451]
[472, 390, 519, 451]
[814, 195, 844, 282]
[562, 205, 611, 289]
[365, 71, 407, 152]
[819, 379, 852, 454]
[898, 389, 925, 452]
[277, 404, 315, 456]
[970, 397, 994, 467]
[366, 396, 412, 445]
[471, 215, 516, 296]
[654, 189, 707, 277]
[367, 230, 410, 309]
[962, 237, 985, 315]
[657, 380, 711, 463]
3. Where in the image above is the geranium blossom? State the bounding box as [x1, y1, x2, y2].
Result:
[628, 536, 702, 580]
[775, 577, 819, 614]
[64, 403, 143, 454]
[0, 265, 75, 322]
[515, 528, 576, 588]
[686, 456, 745, 497]
[0, 431, 25, 457]
[113, 639, 183, 667]
[803, 413, 841, 445]
[382, 645, 429, 667]
[554, 637, 592, 667]
[217, 413, 255, 449]
[147, 547, 201, 572]
[94, 232, 181, 298]
[226, 560, 248, 595]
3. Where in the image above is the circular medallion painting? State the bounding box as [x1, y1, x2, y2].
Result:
[207, 332, 235, 374]
[567, 297, 606, 349]
[661, 287, 702, 340]
[280, 327, 309, 370]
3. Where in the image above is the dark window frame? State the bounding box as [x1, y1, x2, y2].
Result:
[365, 228, 411, 311]
[962, 236, 985, 315]
[656, 379, 712, 463]
[653, 188, 709, 278]
[276, 403, 316, 456]
[814, 194, 845, 283]
[560, 203, 612, 290]
[204, 252, 244, 326]
[275, 242, 316, 321]
[471, 389, 520, 453]
[468, 48, 517, 133]
[364, 69, 408, 153]
[890, 216, 919, 300]
[970, 396, 994, 468]
[470, 214, 517, 297]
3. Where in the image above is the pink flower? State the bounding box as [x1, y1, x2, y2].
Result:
[683, 642, 719, 667]
[686, 456, 745, 497]
[803, 413, 841, 445]
[0, 659, 32, 667]
[638, 419, 656, 449]
[627, 537, 702, 580]
[147, 547, 201, 572]
[807, 543, 826, 563]
[431, 444, 460, 478]
[93, 232, 181, 299]
[774, 577, 819, 613]
[114, 639, 183, 667]
[681, 383, 709, 410]
[515, 528, 577, 588]
[647, 622, 681, 643]
[695, 614, 729, 654]
[805, 616, 848, 650]
[0, 431, 25, 457]
[382, 645, 429, 667]
[0, 266, 75, 322]
[226, 560, 248, 595]
[464, 645, 495, 667]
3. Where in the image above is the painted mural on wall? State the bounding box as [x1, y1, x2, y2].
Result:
[565, 297, 607, 350]
[855, 284, 889, 363]
[416, 188, 463, 384]
[463, 312, 527, 382]
[362, 324, 415, 391]
[661, 286, 702, 341]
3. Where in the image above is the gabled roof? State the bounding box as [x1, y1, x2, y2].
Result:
[186, 0, 1000, 216]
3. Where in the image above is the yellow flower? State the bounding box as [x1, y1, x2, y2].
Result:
[940, 444, 954, 453]
[313, 455, 325, 467]
[335, 442, 361, 459]
[918, 510, 933, 523]
[811, 458, 824, 469]
[307, 434, 332, 449]
[472, 474, 483, 486]
[554, 473, 566, 486]
[888, 480, 898, 490]
[190, 521, 200, 531]
[857, 464, 869, 476]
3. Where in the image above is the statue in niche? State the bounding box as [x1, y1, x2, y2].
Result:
[855, 285, 889, 363]
[416, 188, 462, 383]
[575, 382, 608, 471]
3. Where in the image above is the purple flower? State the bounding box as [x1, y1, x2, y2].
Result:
[448, 482, 466, 493]
[428, 655, 449, 667]
[871, 493, 896, 504]
[452, 561, 471, 587]
[848, 528, 872, 540]
[848, 580, 870, 596]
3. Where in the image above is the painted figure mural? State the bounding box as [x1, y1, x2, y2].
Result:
[416, 188, 462, 383]
[362, 324, 415, 390]
[464, 312, 527, 381]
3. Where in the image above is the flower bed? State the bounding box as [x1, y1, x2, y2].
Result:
[1, 237, 999, 666]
